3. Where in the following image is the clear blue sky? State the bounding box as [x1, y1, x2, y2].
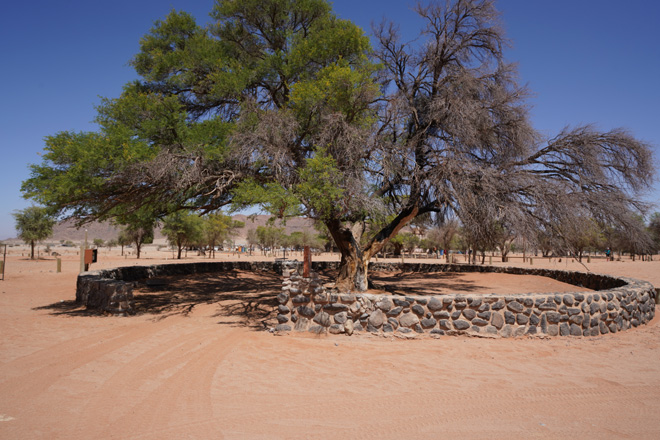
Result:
[1, 0, 659, 240]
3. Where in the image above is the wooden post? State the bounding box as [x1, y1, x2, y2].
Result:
[1, 244, 5, 281]
[56, 258, 62, 273]
[529, 257, 533, 265]
[80, 229, 87, 274]
[303, 246, 311, 278]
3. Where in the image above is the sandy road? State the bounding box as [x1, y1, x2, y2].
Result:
[0, 254, 659, 439]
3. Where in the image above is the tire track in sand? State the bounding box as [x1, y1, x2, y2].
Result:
[82, 327, 244, 440]
[0, 320, 171, 403]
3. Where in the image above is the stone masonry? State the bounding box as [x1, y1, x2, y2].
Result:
[275, 262, 656, 338]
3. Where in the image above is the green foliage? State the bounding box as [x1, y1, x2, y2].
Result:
[400, 233, 420, 253]
[12, 206, 56, 259]
[231, 180, 302, 219]
[255, 225, 285, 251]
[290, 59, 378, 126]
[22, 0, 376, 226]
[295, 148, 345, 219]
[118, 209, 157, 258]
[203, 212, 243, 256]
[246, 228, 259, 247]
[287, 229, 326, 250]
[93, 238, 105, 248]
[117, 230, 132, 247]
[22, 132, 122, 220]
[385, 232, 419, 255]
[162, 211, 204, 259]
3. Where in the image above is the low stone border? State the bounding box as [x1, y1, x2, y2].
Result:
[276, 262, 656, 338]
[76, 260, 656, 338]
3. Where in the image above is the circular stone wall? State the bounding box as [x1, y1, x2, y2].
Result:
[75, 261, 656, 337]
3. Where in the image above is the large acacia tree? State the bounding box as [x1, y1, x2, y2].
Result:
[23, 0, 654, 290]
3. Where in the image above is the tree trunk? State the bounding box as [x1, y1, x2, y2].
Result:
[325, 205, 420, 292]
[325, 219, 369, 291]
[177, 245, 182, 259]
[30, 240, 35, 260]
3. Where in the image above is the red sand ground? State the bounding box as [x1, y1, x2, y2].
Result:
[0, 248, 659, 439]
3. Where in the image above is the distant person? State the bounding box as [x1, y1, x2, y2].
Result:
[605, 248, 611, 261]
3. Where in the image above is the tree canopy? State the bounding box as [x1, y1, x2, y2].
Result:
[12, 206, 56, 259]
[162, 211, 204, 259]
[22, 0, 655, 290]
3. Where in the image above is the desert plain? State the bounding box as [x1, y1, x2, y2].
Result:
[0, 246, 659, 439]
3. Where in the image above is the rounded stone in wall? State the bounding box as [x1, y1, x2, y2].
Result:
[453, 320, 470, 331]
[412, 304, 425, 316]
[334, 312, 348, 324]
[375, 299, 393, 311]
[421, 318, 437, 329]
[491, 300, 505, 311]
[491, 313, 504, 330]
[507, 301, 523, 313]
[399, 312, 420, 328]
[427, 297, 443, 311]
[313, 312, 332, 327]
[387, 317, 399, 329]
[438, 320, 452, 330]
[368, 309, 385, 328]
[329, 324, 344, 334]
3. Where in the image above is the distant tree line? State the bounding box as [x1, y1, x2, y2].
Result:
[376, 212, 660, 263]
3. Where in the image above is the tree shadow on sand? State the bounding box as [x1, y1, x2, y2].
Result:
[370, 271, 487, 295]
[315, 269, 487, 296]
[33, 300, 98, 316]
[34, 270, 281, 330]
[132, 270, 281, 329]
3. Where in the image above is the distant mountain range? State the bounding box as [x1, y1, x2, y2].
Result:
[3, 215, 318, 245]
